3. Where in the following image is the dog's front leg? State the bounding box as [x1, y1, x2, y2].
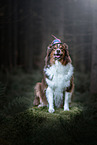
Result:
[46, 87, 55, 113]
[64, 92, 71, 111]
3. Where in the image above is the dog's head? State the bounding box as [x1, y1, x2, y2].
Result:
[45, 38, 71, 66]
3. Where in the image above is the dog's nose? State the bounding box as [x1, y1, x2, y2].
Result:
[57, 50, 60, 54]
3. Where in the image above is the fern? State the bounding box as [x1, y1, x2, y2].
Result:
[0, 82, 7, 109]
[0, 82, 6, 97]
[3, 96, 32, 116]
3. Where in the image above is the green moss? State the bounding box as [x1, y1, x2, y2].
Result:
[0, 101, 97, 145]
[0, 106, 83, 145]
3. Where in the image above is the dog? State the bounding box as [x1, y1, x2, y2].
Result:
[33, 36, 74, 113]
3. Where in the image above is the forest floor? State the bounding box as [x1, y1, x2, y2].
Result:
[0, 69, 97, 145]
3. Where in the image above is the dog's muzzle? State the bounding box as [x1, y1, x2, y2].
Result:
[54, 49, 63, 59]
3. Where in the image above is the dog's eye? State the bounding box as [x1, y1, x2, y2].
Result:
[60, 47, 63, 50]
[53, 47, 56, 50]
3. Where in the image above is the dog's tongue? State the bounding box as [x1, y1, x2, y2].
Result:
[55, 55, 60, 58]
[54, 55, 61, 58]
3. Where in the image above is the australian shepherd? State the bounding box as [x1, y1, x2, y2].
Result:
[33, 36, 74, 113]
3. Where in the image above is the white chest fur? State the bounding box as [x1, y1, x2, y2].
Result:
[44, 61, 74, 91]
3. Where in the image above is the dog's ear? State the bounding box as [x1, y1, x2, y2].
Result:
[45, 45, 52, 67]
[47, 44, 52, 50]
[63, 43, 71, 64]
[63, 43, 69, 57]
[63, 43, 68, 50]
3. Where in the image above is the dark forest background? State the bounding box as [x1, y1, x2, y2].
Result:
[0, 0, 97, 93]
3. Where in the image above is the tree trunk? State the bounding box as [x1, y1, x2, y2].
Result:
[8, 0, 12, 69]
[13, 0, 18, 67]
[24, 1, 33, 72]
[57, 0, 65, 40]
[90, 0, 97, 93]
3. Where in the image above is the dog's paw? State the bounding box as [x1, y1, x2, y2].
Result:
[64, 106, 69, 111]
[38, 103, 44, 108]
[49, 108, 55, 113]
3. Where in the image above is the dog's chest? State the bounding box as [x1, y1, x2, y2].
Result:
[44, 61, 73, 89]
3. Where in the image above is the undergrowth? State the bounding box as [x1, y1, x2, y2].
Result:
[0, 69, 97, 145]
[0, 69, 42, 116]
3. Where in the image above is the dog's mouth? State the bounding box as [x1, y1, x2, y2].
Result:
[54, 53, 63, 59]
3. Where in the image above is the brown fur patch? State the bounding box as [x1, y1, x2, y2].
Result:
[66, 76, 74, 93]
[33, 81, 48, 106]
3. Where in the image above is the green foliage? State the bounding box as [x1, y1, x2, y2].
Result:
[0, 69, 97, 145]
[0, 82, 7, 109]
[0, 102, 97, 145]
[0, 106, 83, 145]
[0, 82, 6, 97]
[3, 96, 32, 116]
[0, 69, 42, 116]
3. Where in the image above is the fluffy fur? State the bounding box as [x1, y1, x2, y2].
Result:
[33, 41, 74, 113]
